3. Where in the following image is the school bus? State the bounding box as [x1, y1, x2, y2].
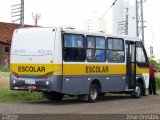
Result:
[10, 27, 149, 102]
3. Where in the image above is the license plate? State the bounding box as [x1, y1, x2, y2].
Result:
[25, 79, 35, 84]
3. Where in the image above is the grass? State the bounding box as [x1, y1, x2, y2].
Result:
[0, 72, 43, 102]
[0, 88, 43, 102]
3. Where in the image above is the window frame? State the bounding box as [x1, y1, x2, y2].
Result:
[86, 35, 106, 62]
[106, 37, 125, 63]
[63, 33, 86, 62]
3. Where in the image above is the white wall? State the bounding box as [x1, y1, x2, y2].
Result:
[113, 0, 137, 37]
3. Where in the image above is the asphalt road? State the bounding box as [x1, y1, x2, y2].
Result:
[0, 94, 160, 114]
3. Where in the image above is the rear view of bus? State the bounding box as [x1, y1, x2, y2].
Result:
[10, 28, 64, 100]
[10, 27, 149, 102]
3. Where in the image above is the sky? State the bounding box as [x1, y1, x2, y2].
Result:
[1, 0, 112, 29]
[0, 0, 160, 60]
[143, 0, 160, 60]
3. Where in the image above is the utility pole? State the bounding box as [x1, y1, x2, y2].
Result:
[136, 0, 145, 44]
[11, 0, 24, 27]
[21, 0, 24, 27]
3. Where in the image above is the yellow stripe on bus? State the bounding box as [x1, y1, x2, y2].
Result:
[10, 63, 148, 75]
[63, 64, 126, 75]
[10, 64, 54, 75]
[136, 66, 149, 74]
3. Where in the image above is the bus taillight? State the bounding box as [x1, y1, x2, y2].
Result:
[12, 71, 20, 78]
[43, 72, 53, 80]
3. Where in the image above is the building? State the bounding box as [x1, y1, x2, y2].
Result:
[0, 22, 32, 65]
[113, 0, 137, 36]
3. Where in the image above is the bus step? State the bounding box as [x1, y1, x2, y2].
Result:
[125, 89, 134, 91]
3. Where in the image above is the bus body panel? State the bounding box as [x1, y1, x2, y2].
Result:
[61, 64, 149, 95]
[62, 74, 127, 95]
[10, 27, 149, 96]
[136, 66, 149, 88]
[10, 28, 63, 93]
[10, 75, 63, 92]
[61, 63, 127, 95]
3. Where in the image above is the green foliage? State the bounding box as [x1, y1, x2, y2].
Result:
[151, 60, 160, 70]
[0, 65, 2, 71]
[0, 64, 10, 72]
[156, 77, 160, 90]
[0, 88, 43, 102]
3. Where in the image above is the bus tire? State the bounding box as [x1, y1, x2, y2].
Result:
[141, 88, 146, 96]
[131, 82, 142, 98]
[88, 83, 99, 102]
[43, 92, 64, 101]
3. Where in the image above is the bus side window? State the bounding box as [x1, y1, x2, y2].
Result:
[106, 38, 125, 63]
[63, 34, 85, 62]
[86, 36, 105, 62]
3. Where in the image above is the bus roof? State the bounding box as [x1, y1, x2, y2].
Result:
[14, 27, 142, 42]
[61, 27, 141, 42]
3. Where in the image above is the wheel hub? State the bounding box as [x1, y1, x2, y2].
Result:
[90, 87, 97, 100]
[135, 86, 140, 96]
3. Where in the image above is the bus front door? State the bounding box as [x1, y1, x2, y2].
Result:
[126, 41, 136, 89]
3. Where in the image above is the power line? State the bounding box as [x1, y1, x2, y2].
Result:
[95, 0, 118, 23]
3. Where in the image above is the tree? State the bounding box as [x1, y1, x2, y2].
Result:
[151, 60, 160, 70]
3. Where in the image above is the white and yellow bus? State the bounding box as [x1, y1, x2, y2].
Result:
[10, 27, 149, 102]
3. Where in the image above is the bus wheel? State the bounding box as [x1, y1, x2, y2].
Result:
[88, 84, 99, 102]
[43, 92, 64, 101]
[131, 82, 142, 98]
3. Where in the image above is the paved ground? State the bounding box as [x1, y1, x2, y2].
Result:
[0, 94, 159, 114]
